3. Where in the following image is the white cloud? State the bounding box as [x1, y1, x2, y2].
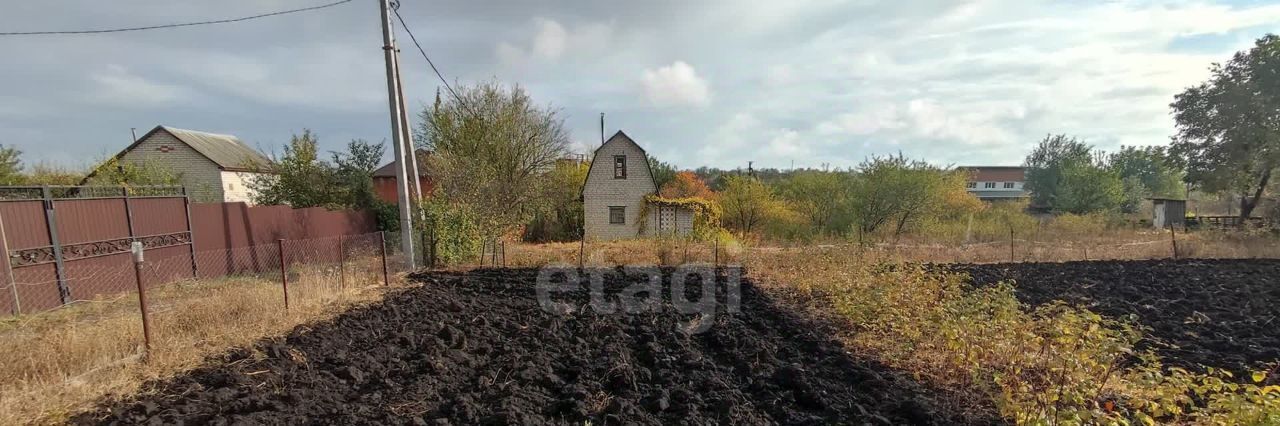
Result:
[495, 17, 613, 66]
[640, 61, 711, 108]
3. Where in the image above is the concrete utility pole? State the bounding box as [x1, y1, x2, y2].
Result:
[379, 0, 415, 269]
[391, 44, 422, 200]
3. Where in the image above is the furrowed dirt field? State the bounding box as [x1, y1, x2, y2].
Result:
[74, 267, 960, 425]
[950, 259, 1280, 374]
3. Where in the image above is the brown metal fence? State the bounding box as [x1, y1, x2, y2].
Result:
[0, 186, 380, 315]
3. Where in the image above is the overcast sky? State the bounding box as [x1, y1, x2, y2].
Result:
[2, 0, 1278, 171]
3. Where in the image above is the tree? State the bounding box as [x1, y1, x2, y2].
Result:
[1170, 34, 1280, 220]
[1024, 134, 1095, 210]
[848, 155, 981, 241]
[330, 139, 385, 209]
[719, 175, 777, 236]
[649, 157, 677, 190]
[524, 160, 589, 242]
[417, 82, 569, 235]
[0, 145, 22, 185]
[775, 170, 851, 235]
[658, 171, 715, 199]
[1108, 146, 1184, 199]
[1056, 161, 1124, 214]
[247, 130, 339, 208]
[86, 157, 181, 187]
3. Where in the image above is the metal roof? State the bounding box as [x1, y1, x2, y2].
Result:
[373, 149, 432, 177]
[159, 126, 271, 172]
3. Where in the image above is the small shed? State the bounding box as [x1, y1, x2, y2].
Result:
[1150, 198, 1186, 229]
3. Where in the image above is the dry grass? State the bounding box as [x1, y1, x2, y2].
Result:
[0, 257, 396, 425]
[505, 229, 1280, 268]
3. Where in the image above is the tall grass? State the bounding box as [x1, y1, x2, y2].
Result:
[0, 258, 392, 425]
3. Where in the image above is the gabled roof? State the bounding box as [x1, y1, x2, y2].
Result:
[958, 166, 1026, 182]
[373, 149, 431, 178]
[580, 130, 660, 198]
[129, 125, 271, 172]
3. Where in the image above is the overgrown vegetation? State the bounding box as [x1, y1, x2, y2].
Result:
[749, 247, 1280, 425]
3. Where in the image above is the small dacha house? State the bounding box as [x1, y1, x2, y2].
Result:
[581, 131, 694, 241]
[89, 125, 272, 203]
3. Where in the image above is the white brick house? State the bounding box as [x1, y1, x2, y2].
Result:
[91, 125, 272, 203]
[581, 131, 693, 240]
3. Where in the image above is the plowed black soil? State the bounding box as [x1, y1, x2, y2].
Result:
[75, 267, 964, 425]
[950, 259, 1280, 373]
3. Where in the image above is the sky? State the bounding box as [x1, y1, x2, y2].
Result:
[2, 0, 1278, 171]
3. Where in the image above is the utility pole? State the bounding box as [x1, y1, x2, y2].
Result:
[379, 0, 415, 269]
[392, 46, 422, 201]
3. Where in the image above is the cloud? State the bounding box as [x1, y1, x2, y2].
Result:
[495, 17, 613, 66]
[88, 65, 187, 107]
[640, 61, 711, 108]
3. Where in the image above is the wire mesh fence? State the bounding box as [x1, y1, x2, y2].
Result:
[2, 232, 397, 318]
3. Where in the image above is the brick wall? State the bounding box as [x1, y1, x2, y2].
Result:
[583, 138, 657, 241]
[119, 130, 224, 202]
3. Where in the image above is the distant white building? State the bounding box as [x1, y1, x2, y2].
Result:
[958, 166, 1029, 201]
[92, 125, 272, 203]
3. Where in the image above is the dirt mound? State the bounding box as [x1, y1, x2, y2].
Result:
[950, 259, 1280, 373]
[75, 267, 959, 425]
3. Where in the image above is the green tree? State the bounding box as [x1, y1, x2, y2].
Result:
[0, 145, 22, 185]
[719, 175, 778, 236]
[86, 157, 181, 187]
[849, 155, 981, 241]
[1108, 146, 1185, 199]
[1024, 134, 1095, 210]
[524, 160, 588, 242]
[417, 82, 569, 236]
[330, 139, 385, 209]
[248, 129, 339, 208]
[648, 157, 677, 190]
[1170, 34, 1280, 220]
[775, 170, 851, 235]
[1056, 161, 1124, 214]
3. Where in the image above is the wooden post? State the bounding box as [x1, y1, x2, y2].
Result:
[713, 238, 719, 267]
[277, 239, 289, 310]
[578, 237, 585, 270]
[338, 235, 346, 289]
[501, 240, 506, 268]
[418, 229, 428, 270]
[379, 231, 389, 286]
[131, 242, 153, 356]
[1009, 227, 1015, 263]
[1169, 225, 1179, 260]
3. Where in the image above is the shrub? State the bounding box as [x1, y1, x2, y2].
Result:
[418, 199, 482, 266]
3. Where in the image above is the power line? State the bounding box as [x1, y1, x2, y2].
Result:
[391, 6, 480, 119]
[0, 0, 353, 36]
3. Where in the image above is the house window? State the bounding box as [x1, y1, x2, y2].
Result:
[613, 155, 627, 179]
[1004, 182, 1015, 189]
[966, 182, 977, 189]
[227, 183, 235, 190]
[609, 206, 625, 224]
[984, 182, 996, 189]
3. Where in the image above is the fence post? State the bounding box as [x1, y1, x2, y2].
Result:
[501, 240, 506, 268]
[379, 231, 389, 286]
[130, 242, 153, 357]
[1009, 227, 1015, 263]
[41, 186, 71, 304]
[182, 187, 199, 279]
[338, 235, 346, 290]
[1169, 225, 1179, 260]
[578, 237, 585, 270]
[1, 215, 20, 315]
[418, 228, 428, 270]
[277, 239, 289, 310]
[714, 238, 719, 267]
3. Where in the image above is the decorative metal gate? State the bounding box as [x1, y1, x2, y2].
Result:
[0, 186, 195, 313]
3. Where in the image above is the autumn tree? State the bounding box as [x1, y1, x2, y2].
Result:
[849, 155, 981, 241]
[775, 170, 852, 235]
[659, 171, 715, 199]
[417, 82, 569, 235]
[719, 175, 778, 236]
[1170, 34, 1280, 220]
[1024, 134, 1123, 213]
[649, 157, 677, 190]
